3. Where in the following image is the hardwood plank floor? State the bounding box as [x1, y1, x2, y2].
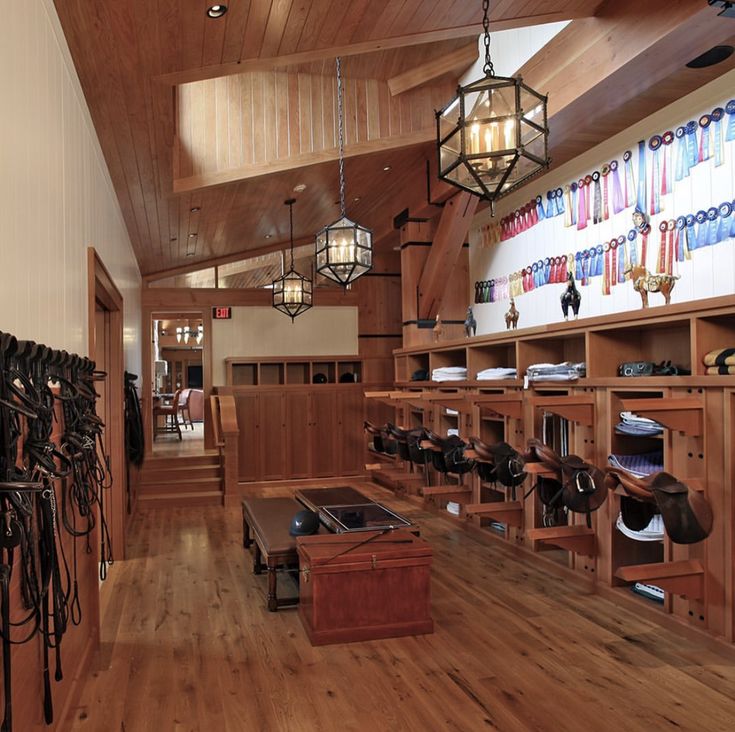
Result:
[71, 482, 735, 731]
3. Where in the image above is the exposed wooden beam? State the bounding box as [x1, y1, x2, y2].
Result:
[418, 192, 479, 319]
[388, 43, 478, 96]
[518, 0, 735, 169]
[155, 13, 591, 87]
[173, 130, 434, 194]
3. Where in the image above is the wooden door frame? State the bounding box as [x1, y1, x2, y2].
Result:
[142, 304, 214, 455]
[87, 247, 126, 561]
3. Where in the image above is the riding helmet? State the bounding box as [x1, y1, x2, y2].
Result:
[289, 510, 320, 536]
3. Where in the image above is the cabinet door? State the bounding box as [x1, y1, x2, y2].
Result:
[234, 393, 260, 482]
[286, 391, 311, 479]
[337, 389, 364, 475]
[259, 391, 286, 481]
[309, 391, 337, 477]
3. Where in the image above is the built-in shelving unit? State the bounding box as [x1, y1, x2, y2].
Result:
[378, 294, 735, 647]
[226, 356, 362, 386]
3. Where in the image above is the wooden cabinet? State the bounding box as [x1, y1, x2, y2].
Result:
[337, 389, 364, 475]
[235, 392, 260, 483]
[309, 391, 338, 478]
[286, 391, 311, 479]
[259, 392, 286, 481]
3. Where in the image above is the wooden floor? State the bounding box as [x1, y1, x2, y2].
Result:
[151, 421, 207, 456]
[70, 482, 735, 731]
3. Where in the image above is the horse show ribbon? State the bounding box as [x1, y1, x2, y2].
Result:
[585, 175, 593, 224]
[577, 179, 587, 230]
[649, 135, 662, 215]
[637, 140, 648, 214]
[640, 225, 650, 269]
[617, 235, 627, 281]
[686, 120, 698, 169]
[658, 221, 668, 273]
[706, 207, 719, 247]
[555, 187, 565, 217]
[725, 99, 735, 142]
[592, 171, 602, 224]
[698, 115, 712, 162]
[718, 202, 733, 242]
[536, 195, 546, 222]
[546, 191, 554, 218]
[667, 220, 676, 276]
[570, 183, 578, 226]
[628, 229, 639, 269]
[675, 126, 690, 181]
[712, 107, 725, 167]
[695, 210, 708, 250]
[602, 165, 610, 220]
[624, 150, 636, 208]
[675, 216, 689, 261]
[685, 214, 697, 252]
[564, 186, 573, 227]
[731, 199, 735, 237]
[661, 131, 674, 195]
[611, 160, 625, 214]
[603, 241, 611, 295]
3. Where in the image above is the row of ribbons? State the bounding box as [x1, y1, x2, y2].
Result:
[474, 199, 735, 303]
[477, 99, 735, 247]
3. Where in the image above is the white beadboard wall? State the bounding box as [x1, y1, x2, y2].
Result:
[0, 0, 141, 373]
[211, 306, 359, 385]
[470, 68, 735, 336]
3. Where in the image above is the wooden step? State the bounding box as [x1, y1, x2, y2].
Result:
[526, 525, 596, 556]
[137, 490, 224, 508]
[144, 453, 220, 469]
[137, 476, 222, 495]
[139, 464, 222, 483]
[615, 559, 704, 599]
[465, 501, 523, 527]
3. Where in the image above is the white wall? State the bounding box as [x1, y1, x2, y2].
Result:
[470, 68, 735, 335]
[211, 306, 359, 385]
[0, 0, 141, 373]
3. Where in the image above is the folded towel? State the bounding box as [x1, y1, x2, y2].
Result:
[703, 348, 735, 367]
[608, 451, 664, 477]
[706, 365, 735, 375]
[476, 367, 517, 380]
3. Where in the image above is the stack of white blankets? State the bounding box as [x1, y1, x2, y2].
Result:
[476, 367, 517, 381]
[431, 366, 467, 382]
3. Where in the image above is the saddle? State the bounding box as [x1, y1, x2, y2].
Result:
[363, 420, 386, 454]
[525, 439, 607, 527]
[469, 437, 526, 488]
[604, 467, 712, 544]
[424, 429, 474, 475]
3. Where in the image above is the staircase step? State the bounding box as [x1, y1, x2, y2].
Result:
[140, 464, 222, 483]
[137, 490, 224, 508]
[137, 477, 222, 495]
[144, 453, 220, 469]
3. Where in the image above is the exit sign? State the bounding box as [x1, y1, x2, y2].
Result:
[212, 306, 232, 319]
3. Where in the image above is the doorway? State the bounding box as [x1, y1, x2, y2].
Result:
[87, 248, 126, 562]
[150, 310, 209, 456]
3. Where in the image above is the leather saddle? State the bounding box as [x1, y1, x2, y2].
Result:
[604, 467, 712, 544]
[424, 429, 474, 475]
[525, 439, 607, 527]
[469, 437, 527, 488]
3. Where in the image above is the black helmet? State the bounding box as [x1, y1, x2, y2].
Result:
[339, 372, 356, 383]
[313, 372, 327, 384]
[289, 510, 320, 536]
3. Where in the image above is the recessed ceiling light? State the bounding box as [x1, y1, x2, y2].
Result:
[170, 236, 177, 241]
[293, 184, 307, 193]
[265, 234, 272, 239]
[206, 5, 228, 19]
[190, 206, 200, 213]
[383, 165, 391, 171]
[189, 233, 197, 238]
[353, 196, 361, 202]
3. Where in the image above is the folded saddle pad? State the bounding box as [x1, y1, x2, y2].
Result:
[706, 365, 735, 375]
[703, 348, 735, 367]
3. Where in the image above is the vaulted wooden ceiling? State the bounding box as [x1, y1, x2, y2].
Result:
[54, 0, 735, 281]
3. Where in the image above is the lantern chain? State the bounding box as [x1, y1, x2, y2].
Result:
[336, 56, 346, 218]
[288, 200, 295, 269]
[482, 0, 494, 77]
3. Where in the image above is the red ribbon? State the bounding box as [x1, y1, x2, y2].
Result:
[658, 223, 667, 273]
[603, 246, 611, 295]
[611, 241, 618, 287]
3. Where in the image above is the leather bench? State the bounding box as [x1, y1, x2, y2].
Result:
[241, 497, 323, 612]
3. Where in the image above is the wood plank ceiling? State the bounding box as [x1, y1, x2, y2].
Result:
[55, 0, 637, 279]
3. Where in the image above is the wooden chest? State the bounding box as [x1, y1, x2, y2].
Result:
[296, 530, 433, 646]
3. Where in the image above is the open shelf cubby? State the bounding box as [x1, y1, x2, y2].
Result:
[311, 362, 336, 383]
[231, 363, 258, 386]
[694, 312, 735, 376]
[429, 348, 467, 377]
[260, 363, 284, 385]
[517, 334, 585, 377]
[286, 362, 310, 385]
[337, 361, 361, 383]
[588, 318, 691, 378]
[468, 343, 517, 381]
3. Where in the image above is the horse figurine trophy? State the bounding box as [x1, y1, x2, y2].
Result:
[464, 306, 477, 338]
[505, 298, 519, 330]
[625, 265, 679, 308]
[560, 272, 581, 321]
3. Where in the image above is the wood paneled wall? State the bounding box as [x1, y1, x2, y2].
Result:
[175, 70, 453, 183]
[0, 0, 141, 374]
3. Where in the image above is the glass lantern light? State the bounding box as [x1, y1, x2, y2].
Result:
[315, 57, 373, 286]
[436, 0, 549, 213]
[272, 199, 313, 321]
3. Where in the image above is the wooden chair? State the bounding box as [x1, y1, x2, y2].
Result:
[153, 389, 183, 440]
[178, 388, 193, 430]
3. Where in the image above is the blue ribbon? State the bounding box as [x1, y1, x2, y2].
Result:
[676, 217, 687, 260]
[649, 137, 661, 215]
[575, 252, 583, 281]
[706, 208, 719, 246]
[617, 237, 626, 281]
[627, 229, 638, 267]
[675, 127, 689, 181]
[588, 248, 597, 278]
[700, 117, 711, 161]
[570, 184, 577, 226]
[685, 214, 696, 252]
[686, 121, 698, 168]
[546, 191, 554, 218]
[596, 245, 604, 276]
[544, 258, 551, 284]
[536, 195, 546, 221]
[637, 140, 647, 214]
[726, 100, 735, 142]
[716, 204, 731, 242]
[555, 188, 565, 217]
[713, 108, 725, 167]
[695, 211, 708, 249]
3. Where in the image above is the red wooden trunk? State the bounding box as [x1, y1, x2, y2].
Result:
[297, 530, 433, 646]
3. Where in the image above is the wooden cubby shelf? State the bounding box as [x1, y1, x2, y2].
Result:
[615, 560, 705, 600]
[422, 485, 473, 499]
[472, 394, 523, 419]
[619, 397, 703, 436]
[524, 462, 559, 478]
[465, 501, 523, 527]
[526, 526, 596, 556]
[532, 395, 595, 426]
